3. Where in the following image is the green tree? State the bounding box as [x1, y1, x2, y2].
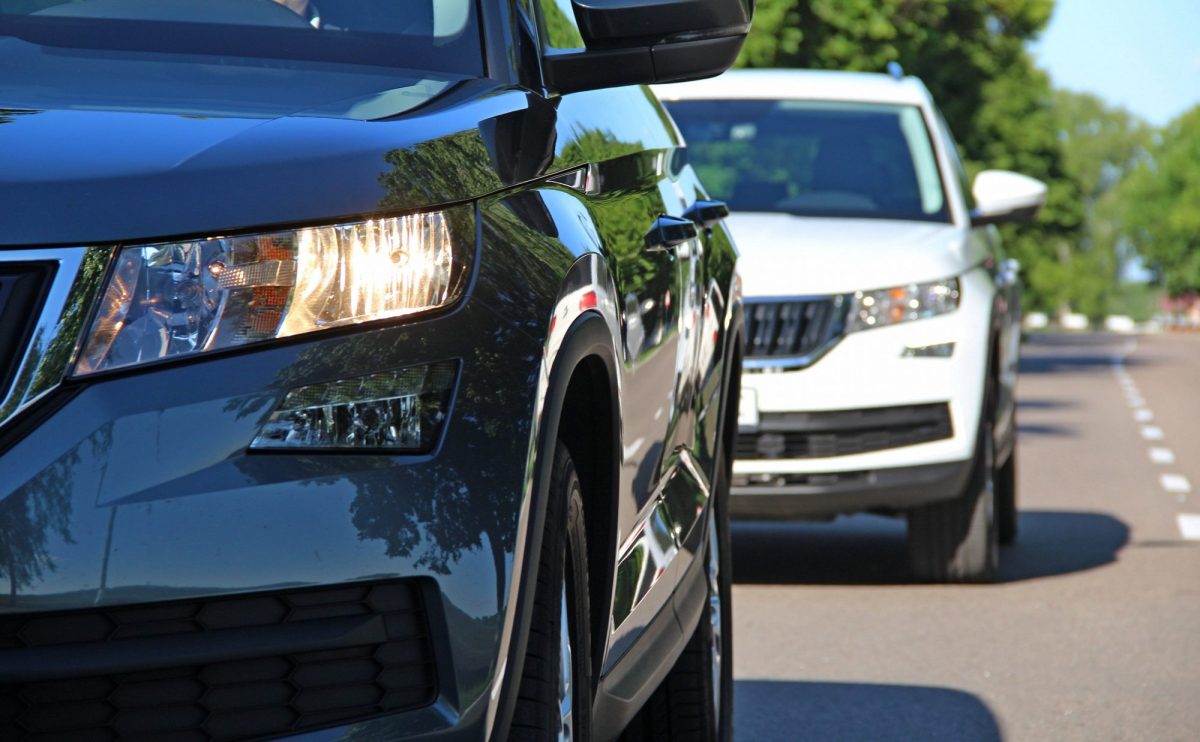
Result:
[1119, 105, 1200, 296]
[1051, 90, 1154, 317]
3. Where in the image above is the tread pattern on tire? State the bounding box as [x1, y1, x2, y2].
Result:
[907, 426, 997, 583]
[511, 442, 591, 741]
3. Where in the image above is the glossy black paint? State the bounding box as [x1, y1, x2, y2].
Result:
[0, 1, 744, 739]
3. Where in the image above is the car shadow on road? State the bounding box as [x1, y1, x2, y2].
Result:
[1015, 397, 1077, 411]
[732, 510, 1128, 586]
[1017, 336, 1147, 372]
[1015, 422, 1076, 437]
[736, 679, 1003, 741]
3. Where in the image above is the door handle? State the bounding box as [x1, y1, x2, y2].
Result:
[645, 215, 697, 253]
[683, 199, 729, 228]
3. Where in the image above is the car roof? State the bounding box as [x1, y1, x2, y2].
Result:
[652, 69, 932, 108]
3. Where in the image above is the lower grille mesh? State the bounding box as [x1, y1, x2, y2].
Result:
[737, 403, 953, 460]
[0, 580, 436, 741]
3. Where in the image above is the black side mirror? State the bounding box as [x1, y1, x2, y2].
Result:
[544, 0, 753, 95]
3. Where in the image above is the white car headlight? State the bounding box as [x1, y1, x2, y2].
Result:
[847, 277, 959, 332]
[75, 208, 470, 375]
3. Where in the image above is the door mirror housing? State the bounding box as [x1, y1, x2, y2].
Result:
[970, 170, 1047, 226]
[542, 0, 753, 95]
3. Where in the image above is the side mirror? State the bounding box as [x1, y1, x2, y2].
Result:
[971, 170, 1047, 226]
[543, 0, 753, 95]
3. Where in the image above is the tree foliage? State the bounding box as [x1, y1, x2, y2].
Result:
[1119, 105, 1200, 296]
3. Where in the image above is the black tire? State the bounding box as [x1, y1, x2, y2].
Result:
[624, 450, 735, 741]
[996, 443, 1018, 546]
[512, 442, 592, 741]
[907, 417, 999, 583]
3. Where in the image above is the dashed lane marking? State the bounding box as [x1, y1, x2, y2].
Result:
[1141, 425, 1165, 440]
[1149, 448, 1177, 465]
[1161, 474, 1192, 494]
[1177, 514, 1200, 541]
[1135, 409, 1154, 422]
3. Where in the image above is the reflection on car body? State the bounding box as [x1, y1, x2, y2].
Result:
[0, 0, 752, 739]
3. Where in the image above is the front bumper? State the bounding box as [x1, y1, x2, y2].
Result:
[730, 459, 973, 519]
[0, 291, 539, 740]
[733, 268, 992, 513]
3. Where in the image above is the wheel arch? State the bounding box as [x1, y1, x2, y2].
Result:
[490, 309, 621, 740]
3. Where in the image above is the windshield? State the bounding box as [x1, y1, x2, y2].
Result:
[0, 0, 483, 75]
[665, 99, 950, 223]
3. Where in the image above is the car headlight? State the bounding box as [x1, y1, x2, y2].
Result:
[847, 277, 960, 332]
[75, 207, 471, 375]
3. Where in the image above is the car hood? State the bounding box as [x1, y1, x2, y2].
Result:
[0, 56, 547, 246]
[726, 212, 973, 297]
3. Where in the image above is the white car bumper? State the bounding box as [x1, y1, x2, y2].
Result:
[731, 268, 993, 516]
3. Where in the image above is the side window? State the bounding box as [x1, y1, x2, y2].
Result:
[537, 0, 586, 51]
[933, 106, 976, 211]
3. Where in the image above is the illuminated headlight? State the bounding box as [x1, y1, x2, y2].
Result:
[847, 278, 959, 332]
[75, 207, 470, 375]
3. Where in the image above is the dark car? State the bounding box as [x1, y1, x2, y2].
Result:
[0, 1, 750, 740]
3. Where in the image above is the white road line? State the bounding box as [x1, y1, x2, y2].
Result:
[1177, 514, 1200, 540]
[1149, 447, 1176, 465]
[1161, 474, 1192, 494]
[622, 436, 646, 460]
[1141, 425, 1165, 440]
[1134, 409, 1154, 422]
[1127, 397, 1146, 408]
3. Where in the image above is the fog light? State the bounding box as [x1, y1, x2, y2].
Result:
[250, 361, 457, 451]
[902, 342, 955, 358]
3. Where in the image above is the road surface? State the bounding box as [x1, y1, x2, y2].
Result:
[731, 332, 1200, 741]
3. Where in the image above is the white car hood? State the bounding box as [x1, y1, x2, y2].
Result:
[726, 213, 972, 297]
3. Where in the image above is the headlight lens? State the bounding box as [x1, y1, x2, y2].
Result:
[75, 208, 470, 375]
[847, 277, 960, 332]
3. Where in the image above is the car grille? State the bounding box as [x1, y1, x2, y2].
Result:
[736, 403, 953, 460]
[0, 580, 437, 741]
[0, 263, 54, 397]
[745, 297, 847, 366]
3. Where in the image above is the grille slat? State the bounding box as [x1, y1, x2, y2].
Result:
[737, 403, 953, 460]
[0, 580, 436, 741]
[745, 297, 846, 362]
[0, 264, 53, 403]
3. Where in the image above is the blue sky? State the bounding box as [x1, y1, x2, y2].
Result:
[1031, 0, 1200, 126]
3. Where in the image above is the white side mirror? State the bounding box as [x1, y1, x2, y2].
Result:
[971, 170, 1047, 226]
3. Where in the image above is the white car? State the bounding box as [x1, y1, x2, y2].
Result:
[656, 69, 1046, 582]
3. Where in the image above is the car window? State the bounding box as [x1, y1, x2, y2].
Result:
[664, 98, 951, 223]
[0, 0, 484, 74]
[933, 105, 976, 211]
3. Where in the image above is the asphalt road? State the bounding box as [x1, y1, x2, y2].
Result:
[730, 332, 1200, 741]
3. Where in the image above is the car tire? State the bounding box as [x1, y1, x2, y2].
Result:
[996, 443, 1018, 545]
[512, 442, 593, 741]
[907, 415, 999, 583]
[623, 450, 734, 741]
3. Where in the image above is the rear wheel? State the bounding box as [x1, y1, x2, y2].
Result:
[907, 416, 999, 583]
[624, 454, 734, 741]
[512, 442, 592, 741]
[996, 444, 1018, 545]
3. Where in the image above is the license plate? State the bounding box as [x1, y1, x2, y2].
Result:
[737, 388, 759, 430]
